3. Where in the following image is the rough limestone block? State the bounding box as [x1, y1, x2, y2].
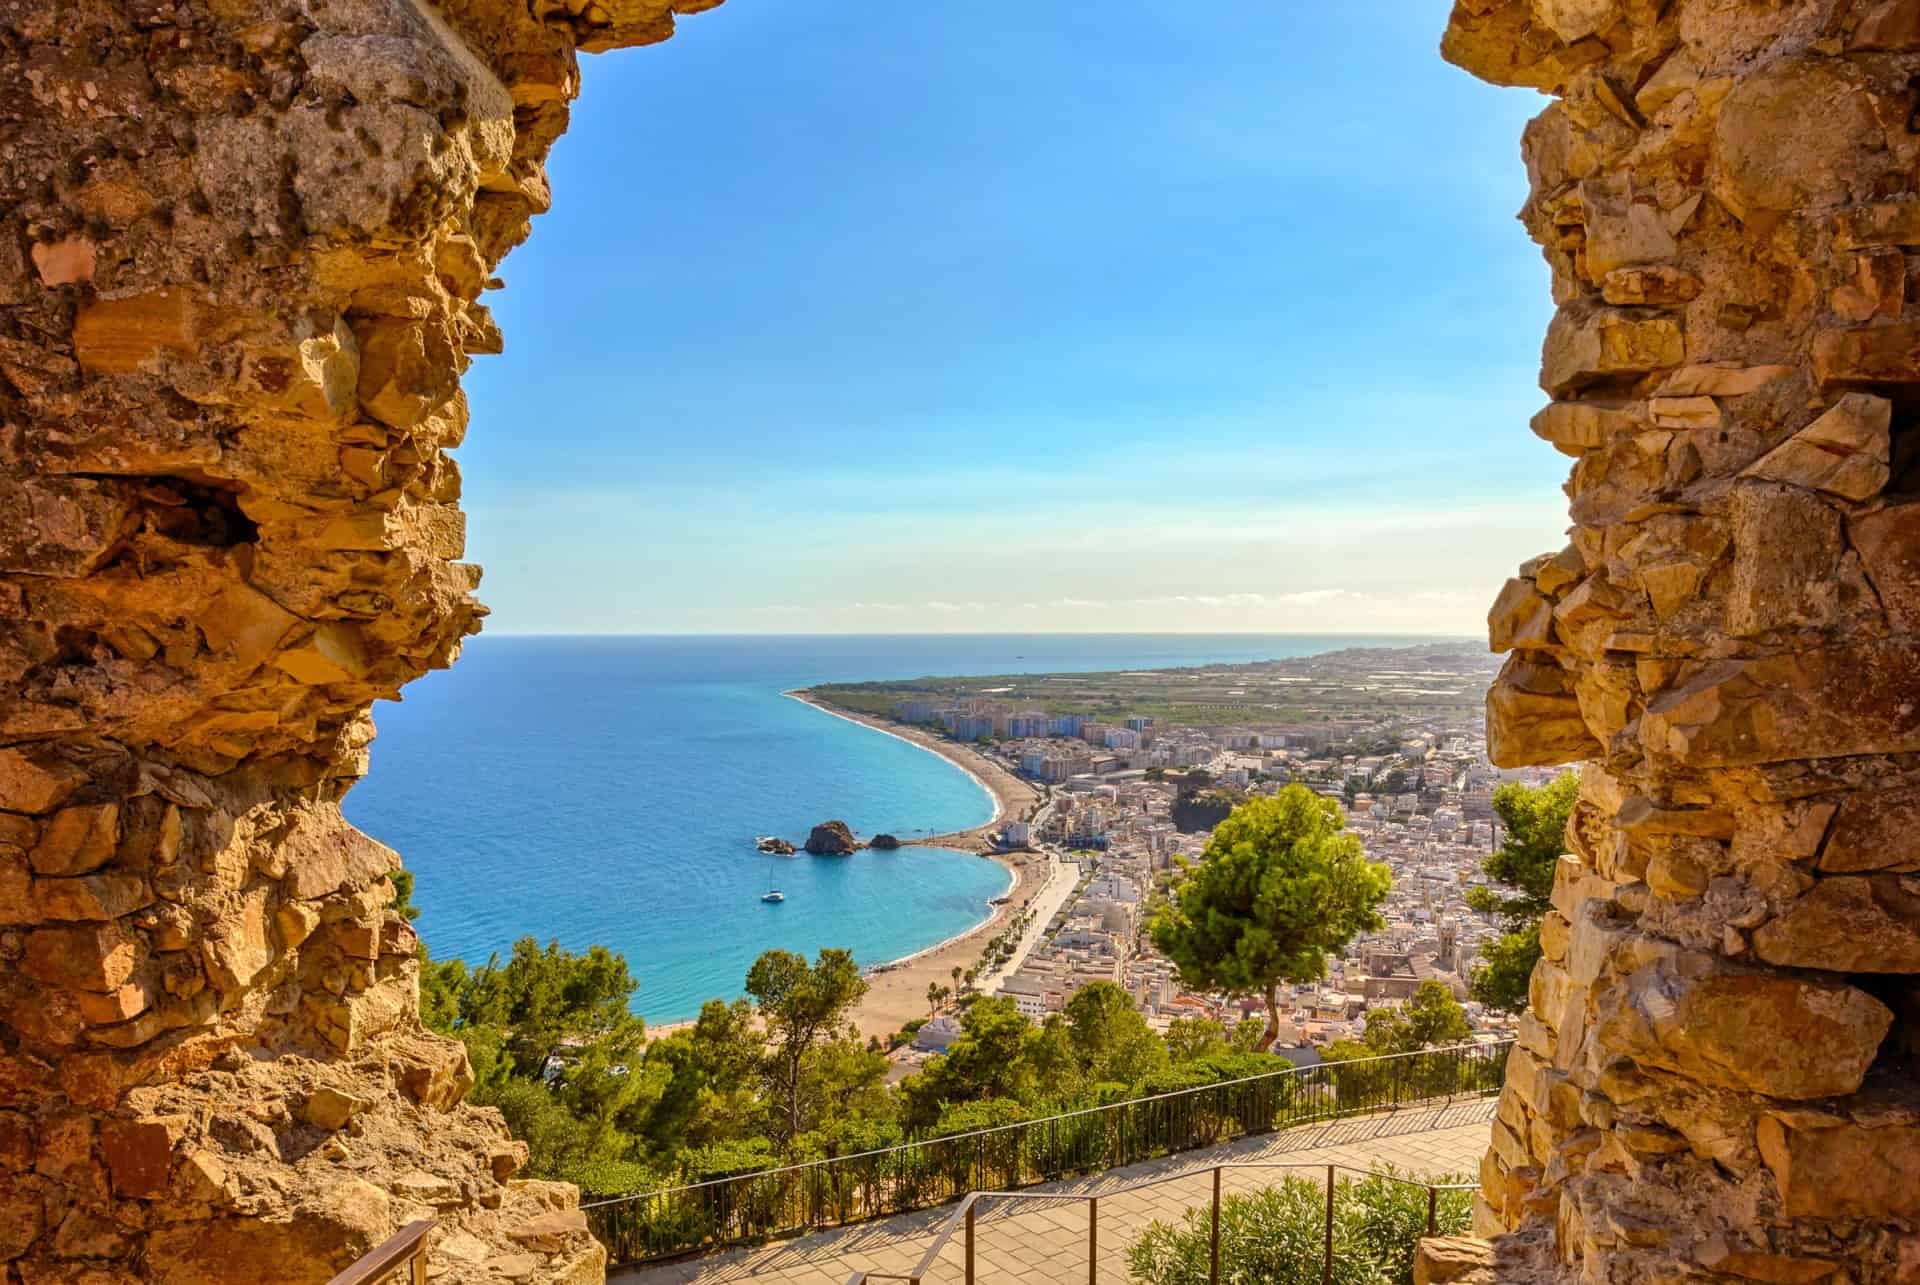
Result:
[1489, 577, 1558, 651]
[1584, 198, 1676, 279]
[1853, 0, 1920, 47]
[101, 1115, 187, 1198]
[1849, 501, 1920, 632]
[1835, 198, 1920, 246]
[1661, 365, 1792, 397]
[1641, 645, 1920, 766]
[1812, 322, 1920, 385]
[34, 873, 153, 922]
[1741, 393, 1891, 501]
[1530, 401, 1640, 455]
[1441, 1, 1608, 90]
[0, 479, 137, 577]
[1541, 307, 1684, 396]
[1758, 1114, 1920, 1218]
[1592, 957, 1890, 1100]
[70, 289, 201, 373]
[1713, 57, 1880, 220]
[353, 318, 460, 429]
[1415, 1237, 1494, 1285]
[22, 922, 146, 994]
[1488, 654, 1603, 767]
[1601, 265, 1699, 306]
[0, 751, 83, 815]
[1726, 484, 1844, 636]
[1753, 876, 1920, 972]
[1818, 784, 1920, 872]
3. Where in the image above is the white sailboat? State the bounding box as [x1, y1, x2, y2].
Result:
[761, 854, 785, 903]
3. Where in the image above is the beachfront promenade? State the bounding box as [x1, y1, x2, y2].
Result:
[611, 1100, 1493, 1285]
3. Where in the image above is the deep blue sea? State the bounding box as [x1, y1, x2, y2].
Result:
[344, 634, 1436, 1023]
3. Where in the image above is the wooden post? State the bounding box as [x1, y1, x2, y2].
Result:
[1427, 1185, 1438, 1237]
[966, 1201, 976, 1285]
[1089, 1197, 1099, 1285]
[1323, 1165, 1335, 1285]
[1209, 1167, 1222, 1285]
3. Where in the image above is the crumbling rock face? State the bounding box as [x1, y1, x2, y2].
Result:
[0, 0, 719, 1279]
[1446, 1, 1920, 1281]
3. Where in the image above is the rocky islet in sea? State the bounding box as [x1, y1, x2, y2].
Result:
[803, 819, 861, 855]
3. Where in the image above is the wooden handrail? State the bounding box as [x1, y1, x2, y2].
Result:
[326, 1218, 436, 1285]
[853, 1161, 1478, 1285]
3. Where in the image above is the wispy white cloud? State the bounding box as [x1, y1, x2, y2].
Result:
[694, 587, 1489, 635]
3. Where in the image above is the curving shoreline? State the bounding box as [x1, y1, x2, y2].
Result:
[784, 689, 1047, 1037]
[782, 689, 1040, 847]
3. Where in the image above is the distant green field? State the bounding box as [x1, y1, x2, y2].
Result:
[802, 643, 1492, 734]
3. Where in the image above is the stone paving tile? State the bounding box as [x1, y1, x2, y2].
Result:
[611, 1102, 1494, 1285]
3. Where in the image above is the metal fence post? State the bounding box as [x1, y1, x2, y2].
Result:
[585, 1039, 1514, 1270]
[1089, 1196, 1099, 1285]
[966, 1202, 977, 1285]
[1322, 1165, 1335, 1285]
[1209, 1166, 1222, 1285]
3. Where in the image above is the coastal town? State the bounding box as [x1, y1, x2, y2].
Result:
[799, 642, 1552, 1070]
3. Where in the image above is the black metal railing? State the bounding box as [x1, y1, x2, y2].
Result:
[583, 1039, 1509, 1266]
[847, 1162, 1478, 1285]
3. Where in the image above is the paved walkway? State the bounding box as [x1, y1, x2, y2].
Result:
[613, 1101, 1494, 1285]
[975, 850, 1076, 993]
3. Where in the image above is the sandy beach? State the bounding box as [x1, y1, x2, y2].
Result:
[784, 690, 1050, 1038]
[638, 694, 1051, 1043]
[643, 842, 1051, 1043]
[784, 690, 1043, 850]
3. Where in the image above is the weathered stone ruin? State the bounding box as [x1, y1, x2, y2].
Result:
[1, 0, 718, 1279]
[16, 0, 1920, 1277]
[1450, 0, 1920, 1280]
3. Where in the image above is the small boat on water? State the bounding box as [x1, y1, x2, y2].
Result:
[761, 890, 785, 903]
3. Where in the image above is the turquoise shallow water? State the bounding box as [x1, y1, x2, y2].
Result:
[344, 634, 1435, 1023]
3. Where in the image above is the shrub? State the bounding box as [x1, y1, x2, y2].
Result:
[682, 1137, 778, 1183]
[929, 1098, 1029, 1192]
[566, 1156, 663, 1201]
[1126, 1169, 1472, 1285]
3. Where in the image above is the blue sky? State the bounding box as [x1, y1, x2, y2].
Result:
[459, 1, 1563, 635]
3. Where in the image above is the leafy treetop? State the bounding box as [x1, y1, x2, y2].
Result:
[1150, 786, 1390, 1051]
[1466, 771, 1576, 1012]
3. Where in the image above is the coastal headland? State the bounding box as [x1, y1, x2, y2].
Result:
[783, 688, 1050, 1037]
[785, 689, 1043, 848]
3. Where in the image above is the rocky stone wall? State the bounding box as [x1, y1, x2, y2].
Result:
[1449, 1, 1920, 1281]
[0, 0, 717, 1280]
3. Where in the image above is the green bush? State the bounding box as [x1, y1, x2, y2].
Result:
[1126, 1169, 1471, 1285]
[682, 1137, 778, 1183]
[566, 1157, 665, 1201]
[929, 1098, 1029, 1191]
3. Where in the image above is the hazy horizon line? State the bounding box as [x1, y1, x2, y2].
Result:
[468, 629, 1480, 639]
